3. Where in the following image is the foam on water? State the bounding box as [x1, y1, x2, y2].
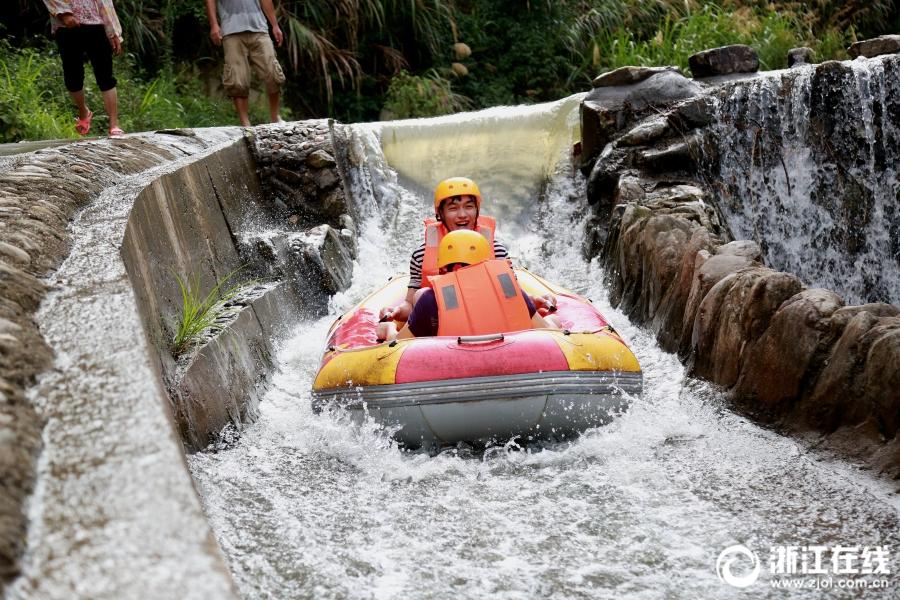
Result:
[189, 99, 899, 599]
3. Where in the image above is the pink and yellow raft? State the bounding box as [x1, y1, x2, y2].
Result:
[312, 268, 642, 447]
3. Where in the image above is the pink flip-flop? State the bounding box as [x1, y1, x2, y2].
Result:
[75, 110, 93, 135]
[108, 127, 125, 137]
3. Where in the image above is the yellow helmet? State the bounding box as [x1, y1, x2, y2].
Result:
[437, 229, 491, 269]
[433, 177, 482, 211]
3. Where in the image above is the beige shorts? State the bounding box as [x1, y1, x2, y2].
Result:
[222, 32, 286, 98]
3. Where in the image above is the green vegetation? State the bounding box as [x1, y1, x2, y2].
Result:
[171, 270, 245, 357]
[2, 0, 898, 141]
[383, 70, 471, 119]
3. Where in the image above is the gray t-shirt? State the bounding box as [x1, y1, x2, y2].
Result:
[217, 0, 268, 36]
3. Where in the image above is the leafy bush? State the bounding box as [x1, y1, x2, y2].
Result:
[382, 70, 470, 119]
[588, 5, 806, 75]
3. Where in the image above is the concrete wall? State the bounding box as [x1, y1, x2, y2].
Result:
[121, 138, 303, 450]
[0, 129, 244, 598]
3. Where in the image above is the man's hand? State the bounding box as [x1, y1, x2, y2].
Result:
[210, 25, 223, 45]
[533, 293, 558, 316]
[271, 24, 283, 47]
[108, 36, 123, 55]
[60, 13, 79, 28]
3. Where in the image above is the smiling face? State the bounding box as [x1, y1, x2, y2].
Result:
[438, 195, 478, 231]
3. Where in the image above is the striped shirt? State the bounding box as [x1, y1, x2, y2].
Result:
[408, 239, 509, 289]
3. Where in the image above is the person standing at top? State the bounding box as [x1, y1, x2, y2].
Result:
[206, 0, 286, 126]
[43, 0, 125, 137]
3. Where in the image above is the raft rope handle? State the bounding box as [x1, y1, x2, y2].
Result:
[457, 333, 505, 344]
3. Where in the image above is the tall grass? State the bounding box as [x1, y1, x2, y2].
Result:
[588, 5, 804, 74]
[171, 270, 245, 357]
[0, 41, 76, 140]
[0, 40, 275, 142]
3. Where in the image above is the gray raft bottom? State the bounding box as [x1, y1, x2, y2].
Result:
[311, 371, 642, 447]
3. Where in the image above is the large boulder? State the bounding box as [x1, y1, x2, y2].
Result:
[581, 71, 703, 168]
[276, 224, 355, 314]
[798, 305, 900, 433]
[848, 35, 900, 59]
[652, 227, 718, 352]
[732, 289, 844, 417]
[788, 47, 814, 67]
[592, 65, 680, 88]
[679, 242, 761, 356]
[689, 44, 759, 78]
[689, 267, 804, 387]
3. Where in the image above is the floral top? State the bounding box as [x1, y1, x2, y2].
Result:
[43, 0, 123, 41]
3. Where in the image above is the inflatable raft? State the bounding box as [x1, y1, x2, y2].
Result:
[311, 268, 642, 447]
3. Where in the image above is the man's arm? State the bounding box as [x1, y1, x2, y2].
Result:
[259, 0, 283, 46]
[205, 0, 222, 45]
[380, 288, 416, 323]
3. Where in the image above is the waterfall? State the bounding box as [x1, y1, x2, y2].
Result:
[708, 55, 900, 305]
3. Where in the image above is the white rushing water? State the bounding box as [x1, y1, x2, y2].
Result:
[709, 57, 900, 305]
[188, 99, 899, 599]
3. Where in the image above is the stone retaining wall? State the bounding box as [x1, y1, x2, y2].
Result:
[581, 59, 900, 480]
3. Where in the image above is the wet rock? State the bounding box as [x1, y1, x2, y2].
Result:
[652, 227, 717, 352]
[798, 306, 899, 433]
[732, 289, 844, 416]
[788, 47, 814, 67]
[627, 70, 703, 112]
[305, 149, 336, 169]
[689, 44, 759, 78]
[679, 249, 759, 355]
[859, 318, 900, 435]
[637, 131, 704, 172]
[618, 116, 671, 146]
[279, 225, 355, 314]
[251, 121, 351, 228]
[690, 268, 805, 387]
[0, 243, 29, 268]
[581, 71, 702, 170]
[580, 101, 628, 170]
[718, 240, 762, 261]
[848, 35, 900, 59]
[671, 96, 716, 129]
[592, 65, 679, 88]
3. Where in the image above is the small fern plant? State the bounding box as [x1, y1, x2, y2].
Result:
[171, 269, 244, 357]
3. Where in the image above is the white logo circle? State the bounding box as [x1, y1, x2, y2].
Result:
[716, 544, 761, 588]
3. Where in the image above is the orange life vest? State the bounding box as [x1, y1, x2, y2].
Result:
[421, 216, 496, 288]
[431, 259, 533, 336]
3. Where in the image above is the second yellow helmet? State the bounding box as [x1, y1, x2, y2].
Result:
[437, 229, 492, 268]
[433, 177, 482, 211]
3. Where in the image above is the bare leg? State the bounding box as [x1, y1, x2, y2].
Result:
[101, 87, 119, 129]
[232, 97, 251, 126]
[268, 91, 281, 123]
[68, 89, 90, 120]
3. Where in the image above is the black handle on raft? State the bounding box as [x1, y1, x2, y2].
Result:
[457, 333, 504, 344]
